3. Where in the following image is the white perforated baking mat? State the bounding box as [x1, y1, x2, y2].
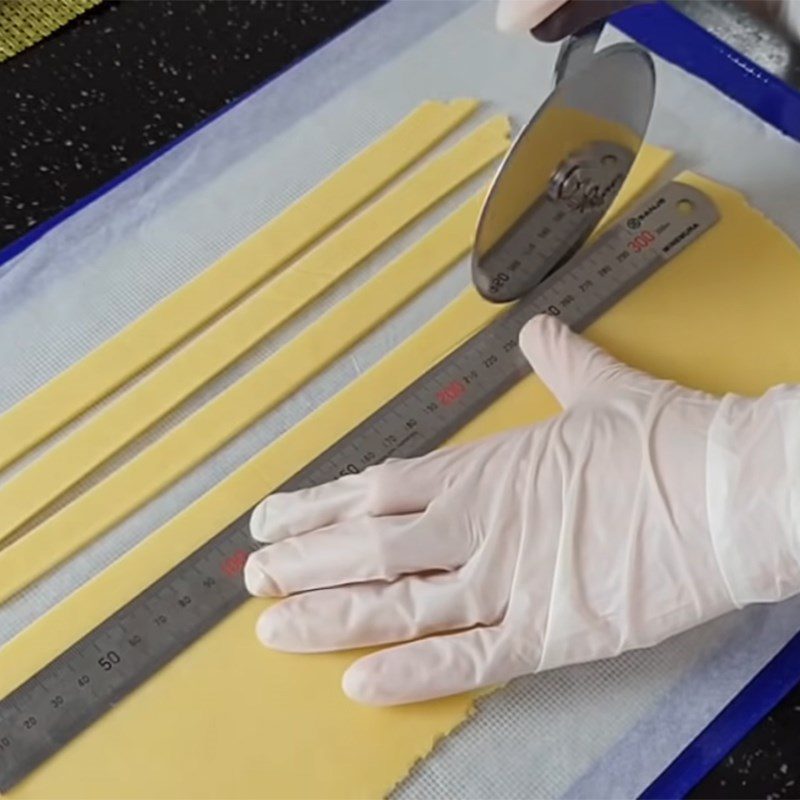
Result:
[1, 2, 800, 796]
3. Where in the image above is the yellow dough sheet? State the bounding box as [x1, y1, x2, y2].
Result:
[6, 149, 800, 800]
[0, 116, 509, 550]
[0, 99, 478, 474]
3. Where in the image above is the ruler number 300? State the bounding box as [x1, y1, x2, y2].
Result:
[628, 230, 655, 253]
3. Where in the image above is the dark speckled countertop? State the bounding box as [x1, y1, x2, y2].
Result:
[0, 1, 798, 796]
[0, 0, 382, 246]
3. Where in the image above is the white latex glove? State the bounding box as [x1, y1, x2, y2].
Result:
[495, 0, 800, 40]
[780, 0, 800, 38]
[494, 0, 644, 38]
[245, 315, 800, 706]
[496, 0, 569, 33]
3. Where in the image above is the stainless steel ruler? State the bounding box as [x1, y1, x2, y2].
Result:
[0, 180, 719, 792]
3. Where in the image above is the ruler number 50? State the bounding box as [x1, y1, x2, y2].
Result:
[98, 650, 122, 671]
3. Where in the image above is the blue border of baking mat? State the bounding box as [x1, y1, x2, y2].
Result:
[614, 0, 800, 143]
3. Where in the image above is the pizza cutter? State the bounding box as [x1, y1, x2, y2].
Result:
[472, 25, 656, 301]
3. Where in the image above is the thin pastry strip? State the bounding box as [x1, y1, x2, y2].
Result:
[0, 99, 479, 472]
[0, 189, 492, 602]
[0, 116, 509, 544]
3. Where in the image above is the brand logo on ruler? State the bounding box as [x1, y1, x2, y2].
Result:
[627, 196, 666, 230]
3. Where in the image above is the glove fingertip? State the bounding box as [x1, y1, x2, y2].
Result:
[255, 603, 304, 651]
[249, 494, 293, 543]
[342, 660, 389, 706]
[249, 498, 270, 542]
[244, 552, 285, 598]
[518, 313, 566, 363]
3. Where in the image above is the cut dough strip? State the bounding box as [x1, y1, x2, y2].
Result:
[0, 189, 490, 603]
[0, 116, 509, 546]
[0, 99, 479, 473]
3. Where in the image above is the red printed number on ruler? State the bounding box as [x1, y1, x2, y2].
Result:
[628, 230, 655, 254]
[437, 380, 466, 406]
[221, 550, 248, 577]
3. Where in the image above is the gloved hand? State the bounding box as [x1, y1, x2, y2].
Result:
[245, 315, 800, 705]
[495, 0, 800, 41]
[496, 0, 647, 40]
